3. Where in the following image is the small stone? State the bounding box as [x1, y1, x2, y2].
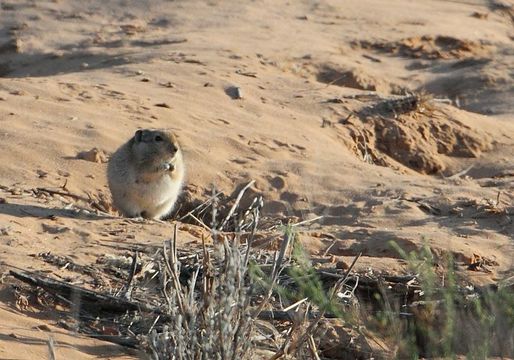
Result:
[36, 169, 48, 178]
[81, 62, 89, 69]
[159, 81, 175, 88]
[270, 175, 286, 190]
[471, 11, 488, 19]
[33, 324, 52, 332]
[226, 86, 243, 99]
[57, 169, 70, 177]
[154, 102, 171, 108]
[42, 223, 71, 234]
[233, 87, 243, 99]
[77, 148, 108, 163]
[336, 260, 349, 270]
[121, 23, 146, 35]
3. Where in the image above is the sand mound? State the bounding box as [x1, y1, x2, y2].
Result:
[422, 58, 514, 115]
[316, 64, 404, 94]
[356, 35, 491, 60]
[350, 33, 512, 115]
[342, 97, 492, 174]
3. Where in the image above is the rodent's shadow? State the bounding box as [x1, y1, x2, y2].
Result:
[0, 202, 112, 221]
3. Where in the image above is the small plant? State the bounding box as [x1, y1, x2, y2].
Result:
[147, 217, 366, 359]
[148, 232, 254, 360]
[387, 240, 514, 359]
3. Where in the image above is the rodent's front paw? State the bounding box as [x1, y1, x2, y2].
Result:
[162, 162, 175, 172]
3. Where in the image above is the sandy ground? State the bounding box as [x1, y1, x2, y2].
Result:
[0, 0, 513, 358]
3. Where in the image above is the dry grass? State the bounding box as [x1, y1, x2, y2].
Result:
[7, 184, 514, 360]
[148, 234, 254, 359]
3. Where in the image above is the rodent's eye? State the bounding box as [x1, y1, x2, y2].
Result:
[154, 135, 163, 142]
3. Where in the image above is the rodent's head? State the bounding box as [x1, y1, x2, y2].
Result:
[130, 129, 181, 173]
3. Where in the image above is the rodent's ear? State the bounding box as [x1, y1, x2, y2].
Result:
[134, 130, 143, 143]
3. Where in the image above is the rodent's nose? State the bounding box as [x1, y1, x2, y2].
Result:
[168, 143, 178, 154]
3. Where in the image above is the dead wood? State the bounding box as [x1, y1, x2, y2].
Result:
[9, 270, 161, 314]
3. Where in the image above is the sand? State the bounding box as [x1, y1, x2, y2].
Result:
[0, 0, 513, 358]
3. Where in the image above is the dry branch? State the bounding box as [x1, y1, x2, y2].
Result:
[10, 270, 160, 314]
[218, 180, 256, 230]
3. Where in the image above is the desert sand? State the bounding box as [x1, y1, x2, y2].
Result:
[0, 0, 513, 358]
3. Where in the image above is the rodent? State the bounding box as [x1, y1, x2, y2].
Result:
[107, 129, 185, 220]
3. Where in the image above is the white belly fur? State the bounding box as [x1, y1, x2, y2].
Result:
[110, 169, 184, 219]
[137, 175, 181, 209]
